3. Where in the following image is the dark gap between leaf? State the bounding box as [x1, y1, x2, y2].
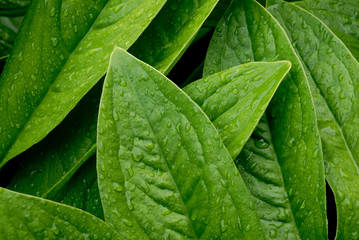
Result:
[168, 29, 214, 86]
[326, 180, 337, 240]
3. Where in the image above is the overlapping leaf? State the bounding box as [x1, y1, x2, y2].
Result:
[266, 0, 359, 238]
[204, 0, 327, 238]
[97, 47, 266, 239]
[4, 0, 222, 206]
[53, 156, 104, 220]
[0, 0, 167, 166]
[0, 187, 122, 239]
[184, 61, 291, 158]
[295, 0, 359, 61]
[130, 0, 219, 74]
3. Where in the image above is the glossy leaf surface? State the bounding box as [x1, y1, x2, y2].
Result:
[97, 47, 265, 239]
[0, 187, 122, 239]
[4, 0, 221, 206]
[204, 0, 327, 238]
[267, 1, 359, 238]
[7, 80, 102, 199]
[130, 0, 219, 74]
[295, 0, 359, 61]
[184, 61, 291, 159]
[0, 0, 166, 166]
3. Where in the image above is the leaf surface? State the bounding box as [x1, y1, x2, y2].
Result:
[5, 0, 222, 206]
[266, 1, 359, 238]
[7, 80, 102, 199]
[97, 47, 265, 239]
[183, 61, 291, 159]
[295, 0, 359, 61]
[129, 0, 219, 74]
[0, 0, 166, 166]
[204, 0, 327, 238]
[0, 187, 122, 239]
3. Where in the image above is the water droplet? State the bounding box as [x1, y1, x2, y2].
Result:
[220, 220, 228, 232]
[113, 183, 123, 192]
[245, 224, 251, 232]
[144, 140, 155, 150]
[326, 48, 334, 54]
[50, 8, 56, 17]
[123, 219, 133, 227]
[163, 209, 171, 216]
[119, 79, 127, 86]
[287, 137, 295, 148]
[51, 37, 58, 47]
[269, 229, 277, 238]
[127, 198, 134, 210]
[254, 138, 269, 149]
[185, 122, 191, 132]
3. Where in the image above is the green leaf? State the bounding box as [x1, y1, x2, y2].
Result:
[204, 0, 327, 238]
[266, 1, 359, 238]
[5, 0, 223, 211]
[0, 0, 167, 166]
[7, 80, 102, 199]
[0, 187, 122, 239]
[0, 21, 16, 57]
[0, 0, 30, 16]
[129, 0, 219, 75]
[97, 47, 266, 239]
[184, 61, 291, 159]
[294, 0, 359, 61]
[53, 156, 104, 220]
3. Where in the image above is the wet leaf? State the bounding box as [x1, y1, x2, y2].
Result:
[0, 0, 166, 166]
[204, 0, 327, 238]
[267, 0, 359, 238]
[0, 187, 122, 239]
[97, 47, 266, 239]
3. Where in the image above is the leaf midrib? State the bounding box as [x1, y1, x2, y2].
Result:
[2, 0, 112, 162]
[287, 2, 359, 174]
[124, 69, 199, 239]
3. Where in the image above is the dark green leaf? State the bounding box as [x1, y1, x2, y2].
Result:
[295, 0, 359, 61]
[0, 187, 122, 239]
[204, 0, 327, 238]
[0, 0, 30, 16]
[129, 0, 219, 75]
[5, 0, 223, 212]
[97, 47, 266, 239]
[184, 61, 291, 159]
[0, 0, 167, 166]
[7, 79, 102, 199]
[267, 0, 359, 238]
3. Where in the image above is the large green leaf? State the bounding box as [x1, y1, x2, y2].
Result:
[0, 0, 167, 166]
[129, 0, 219, 74]
[204, 0, 327, 239]
[7, 79, 102, 199]
[183, 61, 291, 159]
[266, 0, 359, 238]
[4, 0, 222, 205]
[0, 187, 122, 239]
[97, 47, 265, 239]
[295, 0, 359, 61]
